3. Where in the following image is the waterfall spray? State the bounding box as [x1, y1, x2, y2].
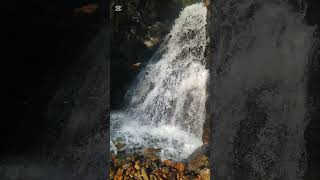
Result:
[111, 3, 208, 160]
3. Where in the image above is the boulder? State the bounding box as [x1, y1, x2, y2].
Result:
[187, 154, 209, 172]
[199, 168, 210, 180]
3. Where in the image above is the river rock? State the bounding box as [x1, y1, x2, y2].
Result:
[163, 159, 175, 167]
[114, 168, 124, 180]
[115, 142, 126, 150]
[110, 144, 211, 179]
[113, 156, 126, 168]
[174, 162, 186, 172]
[187, 154, 209, 172]
[187, 144, 209, 161]
[109, 168, 115, 179]
[199, 168, 210, 180]
[127, 165, 137, 174]
[143, 147, 161, 157]
[122, 162, 132, 169]
[141, 167, 149, 180]
[134, 161, 140, 170]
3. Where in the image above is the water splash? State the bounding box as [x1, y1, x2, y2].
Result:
[110, 3, 208, 160]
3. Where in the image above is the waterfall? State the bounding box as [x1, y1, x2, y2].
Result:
[209, 0, 315, 179]
[110, 3, 208, 160]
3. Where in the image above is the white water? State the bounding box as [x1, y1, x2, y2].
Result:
[110, 3, 208, 160]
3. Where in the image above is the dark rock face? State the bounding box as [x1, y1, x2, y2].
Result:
[304, 32, 320, 179]
[1, 0, 106, 153]
[304, 2, 320, 178]
[1, 1, 109, 179]
[206, 0, 319, 179]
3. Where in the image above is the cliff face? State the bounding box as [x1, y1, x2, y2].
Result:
[206, 1, 320, 180]
[1, 1, 109, 179]
[1, 0, 107, 153]
[202, 0, 212, 145]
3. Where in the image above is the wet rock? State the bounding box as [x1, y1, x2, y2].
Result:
[141, 167, 149, 180]
[176, 171, 185, 179]
[125, 166, 136, 176]
[126, 154, 137, 162]
[110, 146, 211, 180]
[199, 168, 210, 180]
[109, 168, 115, 179]
[113, 156, 126, 168]
[134, 161, 141, 171]
[174, 162, 186, 172]
[150, 174, 157, 180]
[187, 154, 209, 172]
[144, 37, 160, 48]
[163, 159, 175, 167]
[114, 168, 124, 180]
[202, 125, 211, 144]
[131, 62, 142, 70]
[187, 144, 209, 161]
[122, 162, 132, 169]
[202, 0, 211, 8]
[111, 153, 117, 161]
[143, 147, 161, 157]
[115, 142, 126, 150]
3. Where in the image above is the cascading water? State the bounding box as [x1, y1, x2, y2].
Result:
[209, 0, 315, 179]
[111, 3, 208, 160]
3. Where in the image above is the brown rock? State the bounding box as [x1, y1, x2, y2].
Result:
[74, 4, 98, 15]
[176, 171, 184, 180]
[151, 169, 163, 179]
[174, 162, 185, 172]
[188, 155, 209, 172]
[115, 142, 126, 150]
[125, 166, 136, 176]
[149, 156, 161, 162]
[141, 161, 151, 169]
[150, 174, 157, 180]
[122, 163, 133, 170]
[131, 62, 142, 70]
[161, 167, 170, 174]
[114, 168, 124, 180]
[202, 126, 210, 144]
[163, 160, 185, 172]
[109, 168, 115, 179]
[183, 175, 192, 180]
[134, 161, 141, 170]
[199, 168, 210, 180]
[144, 37, 160, 48]
[141, 167, 149, 180]
[111, 153, 117, 161]
[163, 159, 175, 167]
[114, 158, 126, 168]
[202, 0, 211, 7]
[134, 171, 141, 180]
[168, 172, 177, 180]
[143, 147, 161, 156]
